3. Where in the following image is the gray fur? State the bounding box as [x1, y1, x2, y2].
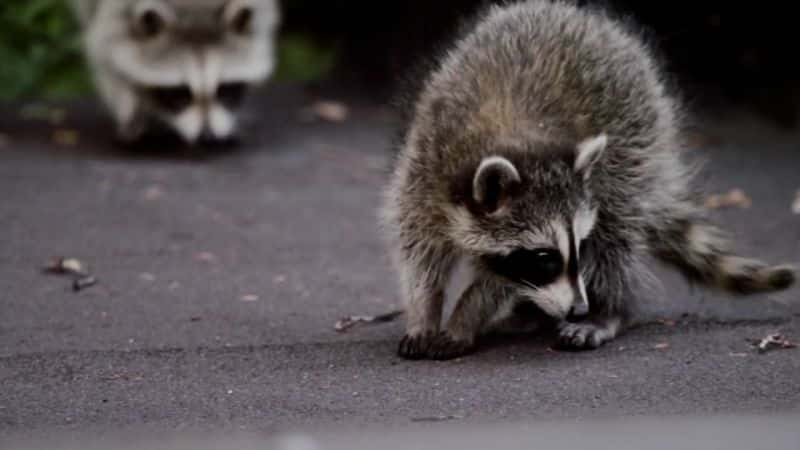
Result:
[70, 0, 281, 144]
[379, 0, 796, 360]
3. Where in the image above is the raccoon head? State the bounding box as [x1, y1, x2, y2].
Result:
[84, 0, 280, 144]
[448, 134, 607, 319]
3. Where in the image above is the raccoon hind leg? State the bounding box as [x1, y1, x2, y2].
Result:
[651, 219, 796, 295]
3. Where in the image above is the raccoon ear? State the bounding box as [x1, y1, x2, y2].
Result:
[132, 0, 174, 39]
[473, 156, 522, 214]
[574, 133, 607, 178]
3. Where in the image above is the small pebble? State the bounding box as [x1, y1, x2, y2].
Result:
[139, 272, 156, 282]
[73, 275, 98, 292]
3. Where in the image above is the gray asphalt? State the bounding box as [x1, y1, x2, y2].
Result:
[1, 83, 799, 446]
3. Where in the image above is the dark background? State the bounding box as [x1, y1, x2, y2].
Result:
[280, 0, 800, 128]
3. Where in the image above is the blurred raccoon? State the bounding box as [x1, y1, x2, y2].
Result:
[379, 0, 796, 360]
[70, 0, 281, 145]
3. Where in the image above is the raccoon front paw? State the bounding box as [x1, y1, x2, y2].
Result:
[426, 332, 474, 361]
[557, 323, 611, 350]
[398, 332, 437, 360]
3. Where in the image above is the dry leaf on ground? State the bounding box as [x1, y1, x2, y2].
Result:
[53, 128, 79, 147]
[301, 101, 350, 123]
[705, 188, 751, 209]
[142, 185, 164, 201]
[747, 333, 797, 354]
[44, 257, 87, 276]
[334, 310, 403, 332]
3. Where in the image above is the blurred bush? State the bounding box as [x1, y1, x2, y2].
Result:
[0, 0, 338, 103]
[0, 0, 92, 102]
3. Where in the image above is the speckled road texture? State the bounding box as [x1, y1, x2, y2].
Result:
[1, 83, 799, 445]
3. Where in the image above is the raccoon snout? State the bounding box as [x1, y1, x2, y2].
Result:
[216, 82, 248, 109]
[148, 85, 194, 112]
[568, 300, 589, 319]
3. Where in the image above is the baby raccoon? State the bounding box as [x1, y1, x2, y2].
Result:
[70, 0, 280, 145]
[379, 0, 796, 360]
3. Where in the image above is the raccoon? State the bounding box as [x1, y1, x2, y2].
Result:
[379, 0, 796, 360]
[70, 0, 281, 145]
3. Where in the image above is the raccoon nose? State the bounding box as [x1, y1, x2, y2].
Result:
[148, 85, 194, 112]
[216, 82, 248, 109]
[569, 299, 589, 318]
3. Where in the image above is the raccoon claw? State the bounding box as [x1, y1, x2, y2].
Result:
[557, 323, 607, 350]
[427, 332, 474, 360]
[398, 332, 436, 360]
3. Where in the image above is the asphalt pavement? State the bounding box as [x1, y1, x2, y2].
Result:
[1, 82, 799, 447]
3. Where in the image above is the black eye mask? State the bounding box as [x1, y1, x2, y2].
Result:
[483, 248, 564, 287]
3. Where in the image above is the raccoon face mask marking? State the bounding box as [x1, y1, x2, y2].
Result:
[74, 0, 281, 145]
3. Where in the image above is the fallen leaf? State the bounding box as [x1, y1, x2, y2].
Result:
[142, 185, 164, 201]
[747, 333, 797, 354]
[194, 252, 217, 263]
[53, 128, 79, 147]
[334, 310, 403, 332]
[44, 257, 86, 276]
[653, 342, 670, 350]
[139, 273, 156, 282]
[705, 188, 751, 209]
[303, 101, 350, 123]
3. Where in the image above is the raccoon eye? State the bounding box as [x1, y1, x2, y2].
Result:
[140, 10, 165, 37]
[223, 1, 255, 35]
[216, 82, 248, 108]
[132, 1, 173, 39]
[525, 249, 563, 284]
[230, 7, 254, 34]
[484, 248, 564, 286]
[148, 85, 194, 112]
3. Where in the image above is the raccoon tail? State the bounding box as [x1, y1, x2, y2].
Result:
[650, 219, 796, 295]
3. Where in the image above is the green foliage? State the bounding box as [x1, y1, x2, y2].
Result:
[0, 1, 337, 102]
[274, 33, 338, 82]
[0, 0, 93, 102]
